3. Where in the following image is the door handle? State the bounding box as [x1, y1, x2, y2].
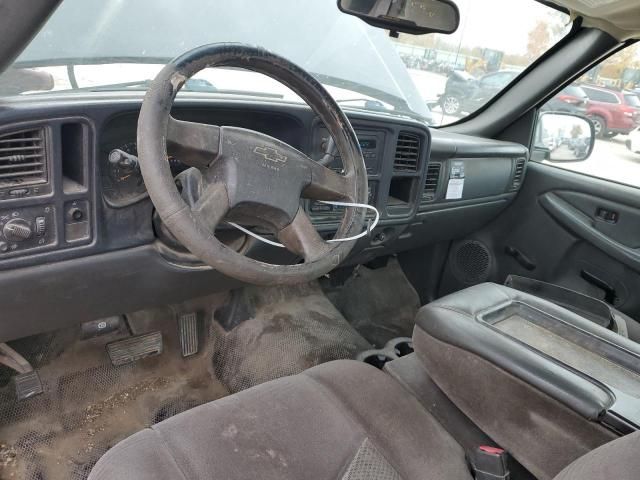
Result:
[505, 245, 536, 271]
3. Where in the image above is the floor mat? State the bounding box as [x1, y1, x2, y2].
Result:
[326, 258, 421, 347]
[213, 282, 371, 393]
[0, 295, 229, 480]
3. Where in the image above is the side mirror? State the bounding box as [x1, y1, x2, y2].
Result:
[534, 112, 595, 163]
[337, 0, 460, 35]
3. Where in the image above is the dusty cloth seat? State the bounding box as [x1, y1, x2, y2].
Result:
[89, 357, 640, 480]
[88, 360, 472, 480]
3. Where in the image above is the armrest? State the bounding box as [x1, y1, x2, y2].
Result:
[415, 283, 620, 420]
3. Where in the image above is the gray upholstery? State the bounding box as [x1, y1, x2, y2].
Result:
[414, 328, 616, 479]
[89, 360, 472, 480]
[554, 430, 640, 480]
[90, 283, 640, 480]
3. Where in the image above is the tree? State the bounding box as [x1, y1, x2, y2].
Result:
[597, 44, 640, 87]
[525, 11, 568, 62]
[526, 20, 551, 61]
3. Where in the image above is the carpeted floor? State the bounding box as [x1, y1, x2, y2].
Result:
[325, 258, 421, 348]
[0, 295, 229, 480]
[213, 282, 372, 392]
[0, 268, 414, 479]
[0, 282, 379, 479]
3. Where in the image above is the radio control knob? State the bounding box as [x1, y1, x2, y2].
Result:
[3, 218, 32, 242]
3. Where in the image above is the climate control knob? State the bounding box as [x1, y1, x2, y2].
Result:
[3, 218, 32, 242]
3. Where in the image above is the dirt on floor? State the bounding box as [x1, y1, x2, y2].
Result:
[213, 282, 372, 393]
[0, 272, 410, 479]
[0, 294, 229, 480]
[325, 258, 420, 347]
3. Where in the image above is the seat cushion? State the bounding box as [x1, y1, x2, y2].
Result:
[89, 360, 472, 480]
[554, 430, 640, 480]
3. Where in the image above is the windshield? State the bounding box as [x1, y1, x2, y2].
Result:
[1, 0, 570, 126]
[395, 0, 571, 125]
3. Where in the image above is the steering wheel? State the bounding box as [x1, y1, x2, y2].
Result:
[137, 44, 368, 285]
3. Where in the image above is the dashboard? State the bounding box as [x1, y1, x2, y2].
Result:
[0, 93, 528, 341]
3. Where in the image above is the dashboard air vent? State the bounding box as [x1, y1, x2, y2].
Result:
[0, 128, 47, 188]
[510, 158, 526, 191]
[422, 163, 441, 203]
[394, 132, 420, 172]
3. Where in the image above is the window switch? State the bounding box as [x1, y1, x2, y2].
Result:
[596, 208, 618, 224]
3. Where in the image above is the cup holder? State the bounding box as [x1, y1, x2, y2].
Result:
[389, 338, 414, 357]
[357, 337, 414, 369]
[359, 352, 396, 369]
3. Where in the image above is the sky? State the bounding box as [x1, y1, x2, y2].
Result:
[441, 0, 570, 55]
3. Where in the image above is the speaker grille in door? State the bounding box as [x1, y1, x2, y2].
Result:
[450, 240, 492, 285]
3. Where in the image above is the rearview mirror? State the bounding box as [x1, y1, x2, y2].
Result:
[337, 0, 460, 35]
[534, 112, 595, 163]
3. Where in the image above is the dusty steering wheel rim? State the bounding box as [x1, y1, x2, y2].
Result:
[137, 43, 368, 285]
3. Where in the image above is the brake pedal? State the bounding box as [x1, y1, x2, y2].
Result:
[178, 313, 199, 357]
[0, 343, 43, 400]
[107, 331, 163, 366]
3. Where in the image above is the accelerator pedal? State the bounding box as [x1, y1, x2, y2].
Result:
[107, 331, 163, 366]
[15, 371, 43, 400]
[178, 313, 199, 357]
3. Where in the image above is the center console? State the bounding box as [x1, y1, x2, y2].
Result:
[413, 282, 639, 479]
[480, 300, 640, 432]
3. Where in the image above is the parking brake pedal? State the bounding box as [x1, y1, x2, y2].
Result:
[178, 313, 199, 357]
[0, 343, 43, 400]
[107, 331, 163, 366]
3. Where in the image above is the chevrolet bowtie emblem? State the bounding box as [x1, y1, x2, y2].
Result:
[254, 146, 288, 164]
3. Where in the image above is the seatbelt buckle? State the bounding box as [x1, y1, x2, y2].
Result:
[469, 445, 510, 480]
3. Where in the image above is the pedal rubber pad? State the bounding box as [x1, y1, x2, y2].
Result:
[15, 371, 43, 400]
[179, 313, 199, 357]
[107, 331, 163, 366]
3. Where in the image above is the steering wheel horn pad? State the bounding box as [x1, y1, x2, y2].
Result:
[138, 43, 368, 284]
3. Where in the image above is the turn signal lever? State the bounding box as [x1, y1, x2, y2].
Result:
[108, 149, 139, 173]
[318, 136, 337, 166]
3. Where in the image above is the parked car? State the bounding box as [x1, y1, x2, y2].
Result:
[569, 136, 590, 157]
[543, 84, 590, 115]
[582, 85, 640, 138]
[440, 69, 519, 115]
[442, 72, 590, 118]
